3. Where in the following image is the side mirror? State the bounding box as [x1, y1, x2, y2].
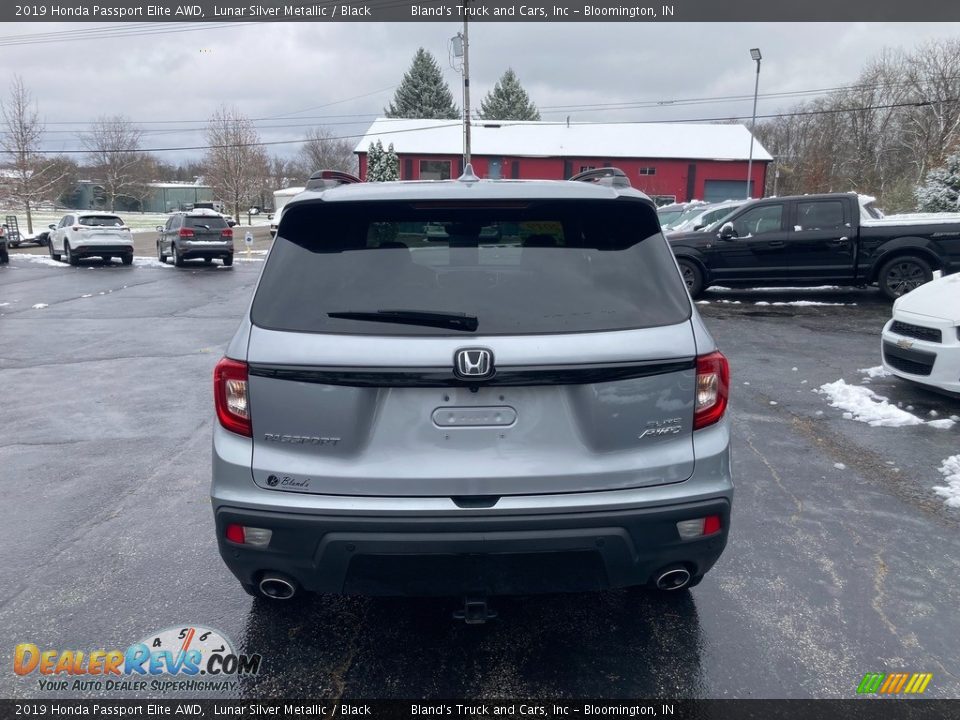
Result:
[718, 222, 736, 240]
[693, 223, 705, 231]
[156, 225, 164, 232]
[48, 224, 56, 230]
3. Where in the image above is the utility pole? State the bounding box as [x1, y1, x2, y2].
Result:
[462, 0, 471, 165]
[746, 48, 762, 199]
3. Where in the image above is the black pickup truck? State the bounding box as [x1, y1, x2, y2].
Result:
[667, 192, 960, 300]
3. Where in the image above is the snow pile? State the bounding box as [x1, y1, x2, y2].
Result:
[818, 380, 956, 429]
[818, 380, 926, 427]
[31, 303, 48, 309]
[711, 285, 842, 293]
[860, 366, 891, 379]
[933, 456, 960, 508]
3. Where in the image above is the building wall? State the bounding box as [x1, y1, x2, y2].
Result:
[356, 152, 768, 202]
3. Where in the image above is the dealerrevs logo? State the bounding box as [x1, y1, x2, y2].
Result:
[14, 625, 261, 693]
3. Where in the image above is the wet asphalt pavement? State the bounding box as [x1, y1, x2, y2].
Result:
[1, 254, 959, 700]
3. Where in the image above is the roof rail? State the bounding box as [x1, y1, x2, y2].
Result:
[568, 167, 631, 188]
[305, 169, 362, 191]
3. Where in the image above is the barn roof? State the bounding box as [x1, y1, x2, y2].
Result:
[354, 118, 772, 162]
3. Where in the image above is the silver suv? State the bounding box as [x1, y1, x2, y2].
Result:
[212, 168, 732, 607]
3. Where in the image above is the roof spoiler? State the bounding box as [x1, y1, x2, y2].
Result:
[305, 169, 362, 191]
[568, 167, 631, 188]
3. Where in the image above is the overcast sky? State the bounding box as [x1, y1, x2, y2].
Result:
[2, 21, 959, 165]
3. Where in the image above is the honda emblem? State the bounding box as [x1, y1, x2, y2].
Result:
[454, 348, 494, 379]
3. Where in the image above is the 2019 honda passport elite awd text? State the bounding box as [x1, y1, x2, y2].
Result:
[211, 167, 733, 603]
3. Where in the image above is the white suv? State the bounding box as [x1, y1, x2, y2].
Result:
[48, 212, 134, 266]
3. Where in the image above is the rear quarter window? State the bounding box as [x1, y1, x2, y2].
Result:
[253, 198, 691, 336]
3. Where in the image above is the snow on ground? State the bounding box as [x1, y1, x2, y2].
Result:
[933, 456, 960, 508]
[31, 303, 48, 309]
[13, 253, 67, 267]
[860, 366, 891, 379]
[755, 300, 854, 307]
[711, 285, 843, 293]
[817, 379, 955, 429]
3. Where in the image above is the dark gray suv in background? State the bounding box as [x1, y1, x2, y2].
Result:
[157, 209, 234, 267]
[211, 168, 733, 614]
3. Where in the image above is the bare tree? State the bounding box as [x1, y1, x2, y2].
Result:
[298, 127, 358, 176]
[0, 76, 68, 233]
[203, 105, 269, 223]
[79, 115, 152, 211]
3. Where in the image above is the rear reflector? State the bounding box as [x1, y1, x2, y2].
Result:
[224, 524, 272, 547]
[676, 515, 723, 539]
[225, 524, 272, 547]
[693, 351, 730, 430]
[214, 357, 251, 437]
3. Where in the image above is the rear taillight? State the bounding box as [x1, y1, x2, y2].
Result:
[221, 228, 233, 238]
[693, 350, 729, 430]
[178, 228, 195, 238]
[214, 357, 251, 437]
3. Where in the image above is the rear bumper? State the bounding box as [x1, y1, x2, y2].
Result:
[73, 243, 133, 256]
[215, 499, 730, 595]
[211, 417, 733, 596]
[179, 241, 233, 259]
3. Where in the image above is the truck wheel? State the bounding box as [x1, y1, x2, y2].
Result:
[677, 258, 705, 298]
[49, 240, 61, 262]
[65, 242, 79, 266]
[878, 255, 932, 300]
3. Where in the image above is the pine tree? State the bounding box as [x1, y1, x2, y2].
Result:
[915, 152, 960, 212]
[479, 69, 541, 121]
[385, 48, 459, 119]
[366, 140, 399, 182]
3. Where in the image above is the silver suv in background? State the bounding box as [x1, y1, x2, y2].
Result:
[211, 168, 733, 611]
[157, 209, 234, 267]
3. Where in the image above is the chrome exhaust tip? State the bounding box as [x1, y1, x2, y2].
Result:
[258, 573, 297, 600]
[655, 566, 691, 591]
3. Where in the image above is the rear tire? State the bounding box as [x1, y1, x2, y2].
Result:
[677, 258, 705, 298]
[222, 255, 233, 267]
[878, 255, 932, 300]
[157, 243, 166, 264]
[0, 245, 8, 264]
[173, 244, 185, 267]
[121, 253, 133, 266]
[49, 240, 61, 262]
[65, 241, 79, 266]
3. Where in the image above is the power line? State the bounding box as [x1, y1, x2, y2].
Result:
[19, 96, 959, 156]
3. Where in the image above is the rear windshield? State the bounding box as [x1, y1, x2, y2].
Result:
[184, 216, 228, 229]
[79, 216, 124, 227]
[252, 199, 691, 336]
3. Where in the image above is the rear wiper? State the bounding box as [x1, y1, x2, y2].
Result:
[327, 309, 479, 332]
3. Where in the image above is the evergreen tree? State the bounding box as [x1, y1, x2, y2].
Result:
[386, 48, 459, 119]
[915, 152, 960, 212]
[366, 140, 399, 182]
[479, 69, 541, 121]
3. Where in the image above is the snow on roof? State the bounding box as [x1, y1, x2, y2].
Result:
[354, 118, 772, 162]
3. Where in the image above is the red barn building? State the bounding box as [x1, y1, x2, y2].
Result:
[355, 118, 772, 203]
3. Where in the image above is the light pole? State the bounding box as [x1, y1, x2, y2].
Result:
[746, 47, 762, 199]
[451, 2, 472, 167]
